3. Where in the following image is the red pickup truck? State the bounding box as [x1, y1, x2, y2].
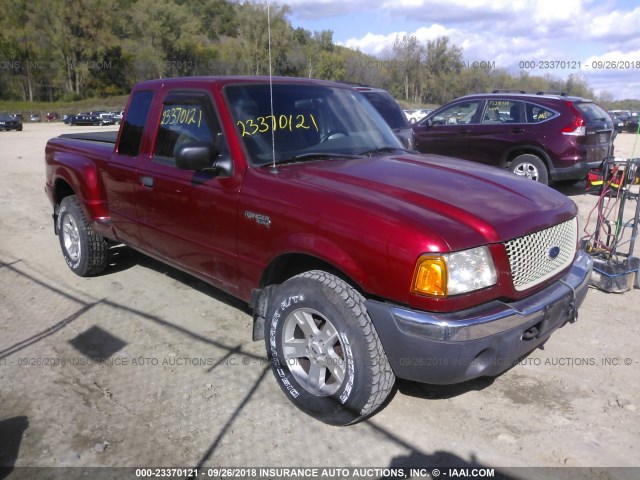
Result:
[45, 76, 592, 425]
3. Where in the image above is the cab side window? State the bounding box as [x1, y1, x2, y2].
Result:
[153, 92, 226, 166]
[481, 100, 525, 124]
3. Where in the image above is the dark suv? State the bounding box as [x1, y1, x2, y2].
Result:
[412, 91, 614, 185]
[353, 86, 415, 150]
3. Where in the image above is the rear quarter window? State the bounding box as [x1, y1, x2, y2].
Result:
[117, 91, 154, 156]
[525, 102, 558, 123]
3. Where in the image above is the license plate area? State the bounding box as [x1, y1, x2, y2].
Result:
[538, 293, 574, 337]
[522, 291, 574, 341]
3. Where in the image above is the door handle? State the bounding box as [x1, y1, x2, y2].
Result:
[141, 176, 154, 188]
[458, 129, 471, 134]
[511, 128, 526, 133]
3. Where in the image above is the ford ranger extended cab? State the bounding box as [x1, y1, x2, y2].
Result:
[45, 76, 593, 425]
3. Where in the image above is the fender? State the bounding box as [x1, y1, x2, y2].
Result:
[250, 232, 379, 341]
[48, 148, 112, 236]
[272, 231, 374, 290]
[500, 145, 551, 169]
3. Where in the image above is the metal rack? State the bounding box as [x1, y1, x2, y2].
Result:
[584, 156, 640, 292]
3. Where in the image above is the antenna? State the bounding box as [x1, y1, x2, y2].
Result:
[267, 3, 277, 172]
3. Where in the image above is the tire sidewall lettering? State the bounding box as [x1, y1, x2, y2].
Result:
[338, 332, 355, 404]
[269, 295, 304, 400]
[267, 285, 361, 411]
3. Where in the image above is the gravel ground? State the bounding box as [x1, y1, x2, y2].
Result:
[1, 123, 639, 479]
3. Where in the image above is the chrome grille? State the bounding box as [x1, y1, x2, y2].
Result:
[505, 218, 577, 291]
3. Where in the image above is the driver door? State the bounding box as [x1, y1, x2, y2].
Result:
[135, 90, 242, 292]
[413, 100, 482, 160]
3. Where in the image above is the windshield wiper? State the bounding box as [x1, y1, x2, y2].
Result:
[359, 146, 409, 157]
[274, 152, 361, 166]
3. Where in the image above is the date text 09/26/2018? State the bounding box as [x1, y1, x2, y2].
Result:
[518, 60, 640, 70]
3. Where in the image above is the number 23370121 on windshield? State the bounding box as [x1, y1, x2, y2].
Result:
[236, 113, 319, 137]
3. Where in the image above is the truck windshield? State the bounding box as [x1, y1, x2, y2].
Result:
[224, 83, 402, 166]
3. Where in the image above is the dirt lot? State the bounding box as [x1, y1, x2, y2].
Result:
[1, 124, 639, 479]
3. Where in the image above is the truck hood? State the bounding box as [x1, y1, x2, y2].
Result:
[275, 152, 577, 251]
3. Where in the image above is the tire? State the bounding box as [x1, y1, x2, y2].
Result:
[264, 270, 395, 425]
[508, 154, 549, 185]
[57, 195, 108, 276]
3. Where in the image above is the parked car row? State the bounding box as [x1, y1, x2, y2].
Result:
[63, 111, 123, 126]
[3, 110, 124, 128]
[609, 110, 640, 133]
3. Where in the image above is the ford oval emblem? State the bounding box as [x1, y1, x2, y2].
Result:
[548, 245, 561, 260]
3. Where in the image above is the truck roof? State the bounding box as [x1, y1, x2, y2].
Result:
[134, 76, 346, 91]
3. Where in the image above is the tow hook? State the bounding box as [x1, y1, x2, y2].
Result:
[567, 300, 578, 324]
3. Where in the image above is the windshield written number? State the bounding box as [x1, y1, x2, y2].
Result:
[236, 113, 319, 137]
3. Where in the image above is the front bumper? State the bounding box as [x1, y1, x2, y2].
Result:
[366, 249, 593, 384]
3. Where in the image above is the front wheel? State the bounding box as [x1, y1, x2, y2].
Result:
[265, 270, 395, 425]
[57, 195, 108, 276]
[508, 154, 549, 185]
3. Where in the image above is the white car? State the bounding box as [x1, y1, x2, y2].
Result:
[403, 109, 416, 120]
[407, 109, 433, 124]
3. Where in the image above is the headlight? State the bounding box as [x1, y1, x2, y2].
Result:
[411, 246, 497, 297]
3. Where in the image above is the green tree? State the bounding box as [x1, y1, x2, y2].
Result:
[315, 50, 346, 81]
[0, 0, 40, 101]
[420, 36, 463, 104]
[391, 35, 421, 101]
[235, 2, 292, 75]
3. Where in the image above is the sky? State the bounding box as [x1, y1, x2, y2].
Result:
[285, 0, 640, 101]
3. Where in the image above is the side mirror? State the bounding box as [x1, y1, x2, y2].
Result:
[176, 143, 216, 170]
[175, 143, 232, 177]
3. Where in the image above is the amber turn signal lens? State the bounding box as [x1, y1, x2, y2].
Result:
[411, 256, 447, 297]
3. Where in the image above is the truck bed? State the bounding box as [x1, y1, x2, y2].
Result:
[58, 131, 118, 144]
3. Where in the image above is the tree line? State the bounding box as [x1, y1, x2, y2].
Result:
[0, 0, 632, 108]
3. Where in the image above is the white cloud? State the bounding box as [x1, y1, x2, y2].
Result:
[287, 0, 640, 99]
[343, 24, 460, 53]
[580, 50, 640, 98]
[343, 32, 402, 55]
[586, 6, 640, 41]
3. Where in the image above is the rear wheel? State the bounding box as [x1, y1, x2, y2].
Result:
[265, 270, 395, 425]
[508, 154, 548, 185]
[57, 195, 108, 276]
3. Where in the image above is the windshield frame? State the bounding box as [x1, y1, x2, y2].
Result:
[223, 82, 403, 167]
